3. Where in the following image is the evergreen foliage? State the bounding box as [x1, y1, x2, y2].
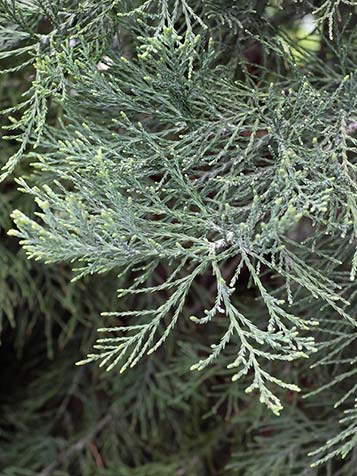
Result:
[1, 1, 357, 474]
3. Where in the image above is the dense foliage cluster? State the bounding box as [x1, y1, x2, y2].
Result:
[1, 1, 357, 474]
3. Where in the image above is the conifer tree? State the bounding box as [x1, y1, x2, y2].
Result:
[1, 1, 357, 474]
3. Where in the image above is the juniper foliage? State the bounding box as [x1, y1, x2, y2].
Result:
[1, 1, 357, 475]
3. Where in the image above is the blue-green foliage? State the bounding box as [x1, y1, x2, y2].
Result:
[1, 1, 357, 474]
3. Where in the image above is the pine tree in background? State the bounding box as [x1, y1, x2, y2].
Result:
[1, 1, 357, 474]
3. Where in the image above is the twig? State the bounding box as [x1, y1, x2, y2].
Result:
[38, 414, 111, 476]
